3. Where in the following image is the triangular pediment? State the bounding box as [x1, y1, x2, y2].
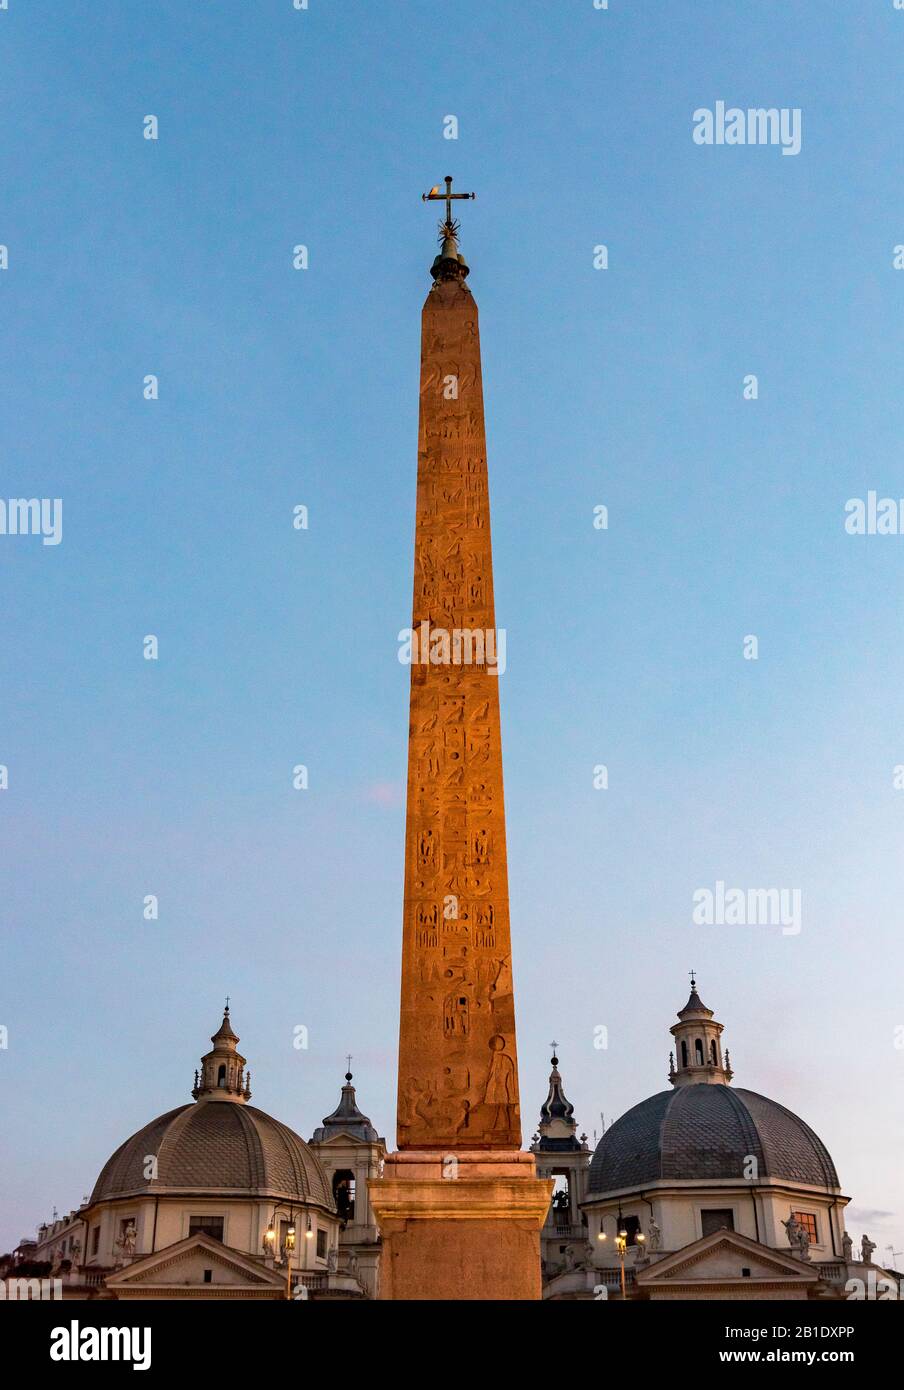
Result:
[105, 1234, 286, 1291]
[637, 1230, 818, 1288]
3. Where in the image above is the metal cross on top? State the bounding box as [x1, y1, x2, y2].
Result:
[422, 174, 476, 228]
[688, 970, 697, 990]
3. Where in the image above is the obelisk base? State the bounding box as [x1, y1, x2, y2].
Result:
[368, 1151, 553, 1301]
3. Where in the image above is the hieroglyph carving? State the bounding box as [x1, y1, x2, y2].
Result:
[397, 274, 521, 1150]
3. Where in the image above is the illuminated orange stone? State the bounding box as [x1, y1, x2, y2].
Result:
[396, 253, 521, 1153]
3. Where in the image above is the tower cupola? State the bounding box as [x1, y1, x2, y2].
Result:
[535, 1047, 587, 1152]
[192, 1003, 252, 1103]
[668, 975, 733, 1087]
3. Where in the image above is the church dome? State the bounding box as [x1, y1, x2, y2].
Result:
[589, 982, 840, 1196]
[89, 1008, 334, 1211]
[90, 1101, 333, 1208]
[588, 1085, 840, 1194]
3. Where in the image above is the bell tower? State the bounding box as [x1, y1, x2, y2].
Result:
[530, 1047, 591, 1277]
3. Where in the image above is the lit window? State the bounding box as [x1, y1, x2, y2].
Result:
[792, 1212, 818, 1245]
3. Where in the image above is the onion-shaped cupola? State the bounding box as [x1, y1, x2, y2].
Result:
[311, 1067, 380, 1143]
[535, 1046, 586, 1153]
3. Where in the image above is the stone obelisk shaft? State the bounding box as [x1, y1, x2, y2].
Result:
[396, 264, 521, 1152]
[369, 219, 550, 1300]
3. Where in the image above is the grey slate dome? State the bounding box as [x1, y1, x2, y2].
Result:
[89, 1007, 334, 1211]
[90, 1102, 334, 1209]
[588, 1085, 840, 1194]
[589, 982, 842, 1196]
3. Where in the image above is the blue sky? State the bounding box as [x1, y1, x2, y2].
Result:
[1, 0, 903, 1258]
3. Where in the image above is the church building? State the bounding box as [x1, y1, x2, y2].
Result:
[538, 980, 896, 1301]
[10, 1009, 384, 1300]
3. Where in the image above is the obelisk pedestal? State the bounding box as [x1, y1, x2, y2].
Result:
[369, 1152, 551, 1301]
[369, 184, 551, 1299]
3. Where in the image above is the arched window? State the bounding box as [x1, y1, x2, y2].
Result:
[333, 1170, 356, 1222]
[694, 1038, 704, 1065]
[217, 1063, 227, 1087]
[710, 1039, 718, 1065]
[550, 1174, 571, 1226]
[680, 1040, 688, 1067]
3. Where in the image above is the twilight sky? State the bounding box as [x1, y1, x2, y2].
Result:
[1, 0, 903, 1258]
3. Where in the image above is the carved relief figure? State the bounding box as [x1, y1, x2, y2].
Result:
[443, 993, 470, 1037]
[474, 902, 496, 948]
[483, 1034, 516, 1128]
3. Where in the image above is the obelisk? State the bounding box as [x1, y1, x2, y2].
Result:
[369, 179, 551, 1300]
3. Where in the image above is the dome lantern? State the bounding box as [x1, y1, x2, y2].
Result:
[192, 1002, 252, 1104]
[668, 973, 733, 1087]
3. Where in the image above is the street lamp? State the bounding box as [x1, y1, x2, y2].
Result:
[597, 1214, 633, 1299]
[264, 1205, 304, 1301]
